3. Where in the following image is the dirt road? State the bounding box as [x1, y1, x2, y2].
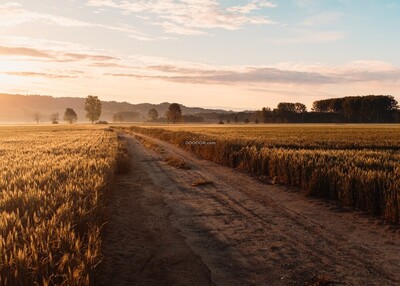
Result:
[98, 132, 400, 286]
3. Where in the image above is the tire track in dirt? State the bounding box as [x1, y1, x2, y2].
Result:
[95, 137, 214, 286]
[122, 132, 400, 286]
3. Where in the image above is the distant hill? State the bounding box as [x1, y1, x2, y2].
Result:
[0, 93, 229, 123]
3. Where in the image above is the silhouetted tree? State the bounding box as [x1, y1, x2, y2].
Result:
[277, 102, 296, 113]
[85, 95, 102, 124]
[148, 108, 159, 121]
[312, 95, 398, 123]
[294, 103, 307, 113]
[167, 103, 182, 124]
[293, 103, 307, 122]
[50, 112, 59, 124]
[261, 107, 272, 123]
[64, 108, 77, 124]
[33, 112, 42, 124]
[276, 103, 295, 122]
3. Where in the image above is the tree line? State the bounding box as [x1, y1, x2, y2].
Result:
[113, 103, 202, 124]
[33, 95, 102, 124]
[251, 96, 399, 124]
[35, 94, 398, 124]
[134, 95, 398, 124]
[311, 95, 398, 123]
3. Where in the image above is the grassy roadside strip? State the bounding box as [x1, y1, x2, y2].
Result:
[127, 126, 400, 225]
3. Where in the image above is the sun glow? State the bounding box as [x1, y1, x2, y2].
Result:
[0, 0, 399, 109]
[0, 73, 30, 93]
[0, 58, 38, 72]
[0, 59, 39, 92]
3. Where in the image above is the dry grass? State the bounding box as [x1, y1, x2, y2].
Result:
[165, 156, 191, 170]
[134, 135, 164, 154]
[132, 134, 190, 170]
[191, 179, 214, 187]
[0, 126, 120, 285]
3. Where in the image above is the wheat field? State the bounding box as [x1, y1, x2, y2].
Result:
[0, 126, 120, 285]
[130, 124, 400, 224]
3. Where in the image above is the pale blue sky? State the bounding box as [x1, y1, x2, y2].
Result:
[0, 0, 399, 110]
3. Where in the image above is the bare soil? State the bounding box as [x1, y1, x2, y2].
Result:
[97, 132, 400, 286]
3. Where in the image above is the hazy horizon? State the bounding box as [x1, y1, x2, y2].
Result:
[1, 92, 259, 112]
[1, 0, 400, 110]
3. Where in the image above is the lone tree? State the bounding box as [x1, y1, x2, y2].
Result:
[85, 95, 102, 124]
[33, 112, 42, 124]
[167, 103, 182, 124]
[50, 112, 59, 124]
[148, 108, 159, 121]
[64, 108, 77, 124]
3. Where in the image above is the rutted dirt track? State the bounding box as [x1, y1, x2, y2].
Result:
[97, 132, 400, 286]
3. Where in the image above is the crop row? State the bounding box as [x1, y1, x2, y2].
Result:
[156, 125, 400, 150]
[0, 127, 119, 285]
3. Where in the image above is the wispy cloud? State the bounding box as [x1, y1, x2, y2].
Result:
[104, 61, 400, 85]
[2, 71, 78, 79]
[61, 53, 118, 62]
[0, 2, 153, 41]
[2, 39, 397, 88]
[87, 0, 277, 35]
[105, 68, 335, 85]
[157, 22, 207, 35]
[228, 0, 276, 14]
[268, 30, 345, 44]
[301, 11, 342, 26]
[0, 45, 51, 58]
[0, 36, 91, 53]
[0, 44, 119, 63]
[89, 62, 129, 68]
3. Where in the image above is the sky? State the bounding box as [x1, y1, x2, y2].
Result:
[0, 0, 399, 111]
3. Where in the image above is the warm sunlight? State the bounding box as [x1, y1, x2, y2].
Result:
[0, 67, 29, 89]
[0, 59, 30, 72]
[0, 0, 399, 109]
[0, 61, 15, 72]
[1, 1, 400, 286]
